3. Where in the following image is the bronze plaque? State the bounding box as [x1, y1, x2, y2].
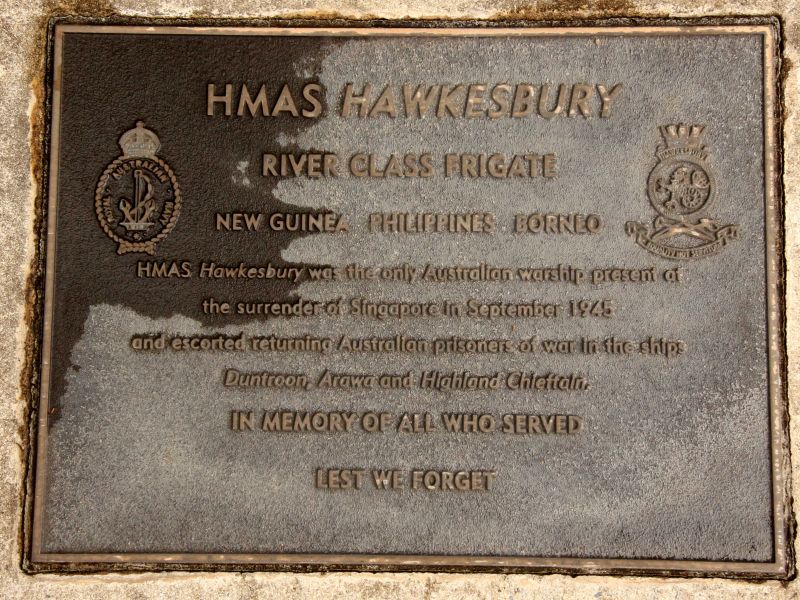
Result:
[29, 21, 790, 577]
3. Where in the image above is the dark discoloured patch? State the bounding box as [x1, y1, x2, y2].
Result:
[46, 0, 117, 16]
[494, 0, 645, 20]
[44, 33, 336, 430]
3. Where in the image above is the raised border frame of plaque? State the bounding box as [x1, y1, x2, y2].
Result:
[26, 18, 790, 578]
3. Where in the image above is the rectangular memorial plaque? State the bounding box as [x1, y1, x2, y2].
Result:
[29, 21, 789, 577]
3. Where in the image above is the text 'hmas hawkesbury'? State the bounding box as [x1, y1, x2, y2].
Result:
[206, 82, 623, 119]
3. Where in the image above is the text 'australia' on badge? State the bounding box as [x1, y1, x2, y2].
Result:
[95, 121, 181, 255]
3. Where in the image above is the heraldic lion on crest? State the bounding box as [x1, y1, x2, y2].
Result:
[626, 124, 738, 260]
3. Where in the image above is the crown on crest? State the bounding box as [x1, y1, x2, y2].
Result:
[118, 121, 161, 158]
[655, 124, 708, 161]
[659, 124, 705, 149]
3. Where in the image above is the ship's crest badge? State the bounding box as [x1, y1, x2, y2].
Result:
[95, 121, 181, 254]
[625, 124, 738, 260]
